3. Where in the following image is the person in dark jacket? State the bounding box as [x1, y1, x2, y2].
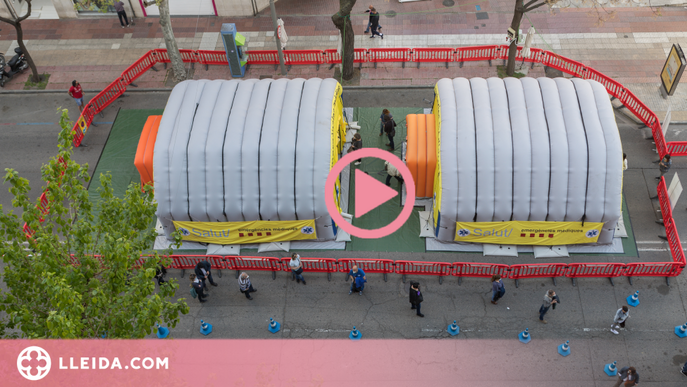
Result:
[369, 8, 383, 39]
[195, 260, 218, 288]
[384, 117, 396, 150]
[613, 366, 639, 387]
[363, 4, 382, 33]
[349, 133, 363, 165]
[490, 274, 505, 305]
[379, 108, 390, 136]
[154, 264, 167, 286]
[190, 274, 207, 303]
[656, 154, 671, 180]
[409, 281, 424, 317]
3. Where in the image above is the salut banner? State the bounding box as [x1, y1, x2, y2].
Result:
[454, 221, 604, 245]
[172, 219, 318, 244]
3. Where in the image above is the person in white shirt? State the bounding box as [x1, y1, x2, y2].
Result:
[289, 253, 306, 285]
[611, 305, 629, 334]
[238, 272, 257, 300]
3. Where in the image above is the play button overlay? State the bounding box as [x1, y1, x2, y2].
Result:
[325, 148, 416, 239]
[354, 169, 399, 218]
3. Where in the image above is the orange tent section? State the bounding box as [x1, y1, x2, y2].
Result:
[405, 114, 436, 198]
[134, 115, 162, 188]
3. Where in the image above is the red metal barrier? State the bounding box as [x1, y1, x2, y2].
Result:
[323, 48, 367, 64]
[508, 263, 568, 279]
[368, 48, 412, 65]
[412, 48, 454, 65]
[283, 50, 324, 66]
[338, 258, 395, 274]
[658, 177, 686, 265]
[280, 257, 337, 273]
[456, 45, 500, 63]
[667, 141, 687, 157]
[452, 262, 510, 279]
[169, 255, 226, 270]
[395, 261, 452, 283]
[229, 256, 284, 277]
[566, 263, 626, 281]
[246, 50, 280, 65]
[196, 50, 229, 65]
[624, 261, 684, 278]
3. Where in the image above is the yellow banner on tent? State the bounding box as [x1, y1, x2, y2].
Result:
[173, 220, 317, 245]
[454, 221, 604, 245]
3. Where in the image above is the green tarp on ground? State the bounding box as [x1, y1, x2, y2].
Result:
[345, 107, 427, 253]
[88, 109, 163, 219]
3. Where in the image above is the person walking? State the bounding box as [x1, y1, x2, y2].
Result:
[490, 274, 505, 305]
[409, 281, 424, 317]
[539, 290, 558, 324]
[68, 80, 84, 113]
[114, 1, 131, 28]
[610, 305, 629, 334]
[384, 116, 396, 151]
[369, 8, 383, 39]
[363, 5, 382, 33]
[194, 260, 218, 288]
[613, 366, 639, 387]
[348, 265, 367, 295]
[349, 133, 363, 166]
[238, 272, 257, 300]
[384, 160, 404, 187]
[379, 109, 390, 136]
[190, 274, 207, 303]
[289, 253, 306, 285]
[680, 361, 687, 377]
[656, 154, 671, 181]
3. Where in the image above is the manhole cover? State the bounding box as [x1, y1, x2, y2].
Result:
[474, 26, 479, 29]
[476, 12, 489, 20]
[148, 23, 153, 27]
[443, 0, 455, 6]
[385, 10, 397, 18]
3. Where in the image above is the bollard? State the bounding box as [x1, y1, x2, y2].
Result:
[518, 328, 531, 344]
[447, 320, 460, 336]
[156, 323, 170, 339]
[626, 291, 640, 307]
[557, 340, 570, 357]
[675, 323, 687, 338]
[200, 319, 213, 336]
[349, 326, 362, 341]
[604, 361, 618, 377]
[268, 318, 281, 334]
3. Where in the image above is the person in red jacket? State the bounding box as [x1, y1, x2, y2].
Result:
[68, 80, 84, 113]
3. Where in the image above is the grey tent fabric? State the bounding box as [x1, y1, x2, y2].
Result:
[434, 77, 623, 244]
[153, 79, 339, 241]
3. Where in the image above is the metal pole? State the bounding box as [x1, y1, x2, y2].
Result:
[269, 0, 287, 75]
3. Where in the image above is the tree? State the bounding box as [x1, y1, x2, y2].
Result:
[143, 0, 187, 82]
[331, 0, 356, 81]
[0, 109, 188, 338]
[0, 0, 41, 83]
[505, 0, 554, 76]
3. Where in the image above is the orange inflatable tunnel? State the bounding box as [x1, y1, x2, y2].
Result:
[405, 114, 436, 198]
[134, 115, 162, 188]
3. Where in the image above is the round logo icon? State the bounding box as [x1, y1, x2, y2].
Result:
[325, 148, 416, 239]
[301, 226, 314, 235]
[457, 229, 471, 237]
[585, 229, 599, 238]
[179, 227, 191, 236]
[17, 346, 51, 381]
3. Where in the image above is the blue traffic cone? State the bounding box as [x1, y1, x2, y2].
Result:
[675, 323, 687, 338]
[518, 328, 531, 344]
[200, 319, 213, 336]
[349, 326, 362, 341]
[557, 340, 571, 357]
[447, 320, 460, 336]
[626, 291, 639, 307]
[156, 323, 170, 339]
[604, 361, 618, 376]
[268, 318, 281, 334]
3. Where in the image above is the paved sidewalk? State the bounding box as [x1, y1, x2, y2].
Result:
[1, 2, 686, 121]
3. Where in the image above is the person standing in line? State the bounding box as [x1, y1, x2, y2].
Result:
[379, 109, 390, 136]
[194, 260, 218, 288]
[289, 253, 306, 285]
[539, 289, 558, 324]
[238, 272, 257, 300]
[154, 263, 167, 286]
[610, 305, 629, 334]
[190, 274, 207, 303]
[363, 5, 382, 33]
[409, 281, 424, 317]
[349, 133, 363, 166]
[656, 154, 671, 181]
[384, 160, 404, 187]
[348, 265, 366, 295]
[490, 274, 505, 305]
[384, 116, 396, 151]
[369, 8, 383, 39]
[613, 366, 639, 387]
[68, 80, 84, 113]
[114, 1, 131, 28]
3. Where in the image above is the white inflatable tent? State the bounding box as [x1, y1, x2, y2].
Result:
[432, 77, 623, 244]
[153, 78, 344, 243]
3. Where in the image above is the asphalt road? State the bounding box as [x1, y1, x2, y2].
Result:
[1, 90, 686, 385]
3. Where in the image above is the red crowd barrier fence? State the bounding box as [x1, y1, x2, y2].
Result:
[508, 263, 568, 287]
[395, 261, 452, 284]
[624, 261, 684, 279]
[368, 48, 412, 68]
[452, 262, 510, 280]
[283, 50, 324, 67]
[566, 262, 627, 286]
[658, 178, 686, 265]
[323, 48, 367, 66]
[229, 256, 283, 279]
[280, 257, 338, 280]
[338, 258, 395, 282]
[412, 48, 454, 68]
